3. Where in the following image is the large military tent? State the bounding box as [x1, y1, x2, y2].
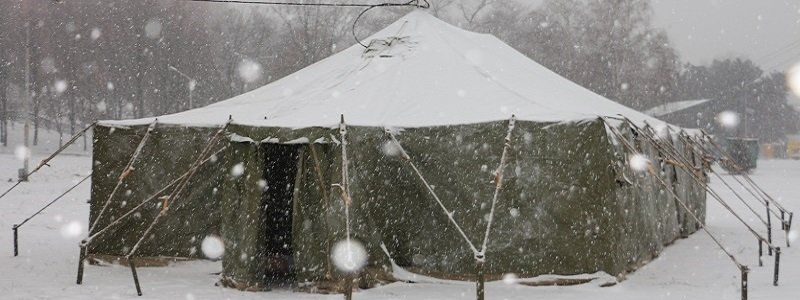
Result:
[87, 11, 707, 291]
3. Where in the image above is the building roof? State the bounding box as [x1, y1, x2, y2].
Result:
[644, 99, 711, 117]
[101, 11, 668, 129]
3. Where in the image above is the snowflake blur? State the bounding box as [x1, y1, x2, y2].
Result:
[788, 62, 800, 98]
[201, 235, 225, 259]
[90, 28, 102, 41]
[230, 163, 245, 178]
[331, 239, 367, 273]
[502, 273, 519, 285]
[144, 19, 162, 39]
[237, 58, 263, 83]
[60, 221, 83, 239]
[629, 154, 650, 172]
[789, 229, 799, 244]
[716, 111, 740, 129]
[53, 79, 68, 94]
[381, 140, 402, 157]
[14, 145, 30, 161]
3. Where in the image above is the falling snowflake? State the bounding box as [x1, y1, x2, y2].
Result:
[380, 140, 402, 157]
[716, 111, 740, 129]
[237, 58, 263, 83]
[90, 28, 102, 41]
[257, 179, 267, 191]
[231, 163, 245, 178]
[60, 221, 83, 239]
[788, 62, 800, 98]
[144, 19, 162, 39]
[14, 145, 30, 161]
[201, 235, 225, 259]
[629, 154, 650, 172]
[54, 79, 68, 94]
[331, 239, 367, 273]
[502, 273, 519, 285]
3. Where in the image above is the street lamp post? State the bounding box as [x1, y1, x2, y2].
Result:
[20, 20, 31, 182]
[168, 65, 197, 110]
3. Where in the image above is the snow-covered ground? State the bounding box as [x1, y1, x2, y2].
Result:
[1, 143, 798, 299]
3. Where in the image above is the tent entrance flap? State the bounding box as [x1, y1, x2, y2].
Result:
[261, 143, 302, 280]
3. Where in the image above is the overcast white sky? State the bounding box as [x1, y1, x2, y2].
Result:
[517, 0, 800, 72]
[650, 0, 800, 72]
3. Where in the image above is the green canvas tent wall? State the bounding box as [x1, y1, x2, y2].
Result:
[88, 11, 708, 291]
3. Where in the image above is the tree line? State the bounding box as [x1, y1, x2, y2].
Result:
[0, 0, 797, 147]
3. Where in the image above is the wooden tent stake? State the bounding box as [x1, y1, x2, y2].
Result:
[12, 173, 91, 257]
[741, 265, 749, 300]
[774, 247, 781, 286]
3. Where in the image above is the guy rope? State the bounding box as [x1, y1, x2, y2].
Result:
[0, 122, 96, 201]
[601, 117, 752, 299]
[88, 120, 157, 235]
[386, 115, 516, 300]
[123, 120, 231, 296]
[619, 118, 781, 280]
[12, 173, 91, 256]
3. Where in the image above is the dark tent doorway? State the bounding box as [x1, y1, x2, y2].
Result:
[261, 143, 303, 282]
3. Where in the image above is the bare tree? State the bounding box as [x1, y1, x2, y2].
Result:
[458, 0, 493, 29]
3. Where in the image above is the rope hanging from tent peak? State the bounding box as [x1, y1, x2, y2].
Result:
[174, 0, 431, 48]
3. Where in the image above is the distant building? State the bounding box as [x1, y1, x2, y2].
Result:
[648, 97, 800, 159]
[645, 99, 717, 130]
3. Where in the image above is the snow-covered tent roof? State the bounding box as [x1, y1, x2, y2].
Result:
[644, 99, 711, 117]
[101, 10, 668, 129]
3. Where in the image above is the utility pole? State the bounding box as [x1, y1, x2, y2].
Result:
[20, 19, 31, 182]
[168, 65, 197, 110]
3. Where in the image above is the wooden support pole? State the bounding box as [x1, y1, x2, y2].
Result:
[758, 239, 763, 267]
[782, 211, 786, 230]
[76, 245, 86, 284]
[476, 256, 485, 300]
[12, 225, 18, 257]
[344, 276, 353, 300]
[741, 265, 749, 300]
[788, 213, 793, 248]
[767, 202, 773, 256]
[129, 258, 142, 296]
[773, 247, 781, 286]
